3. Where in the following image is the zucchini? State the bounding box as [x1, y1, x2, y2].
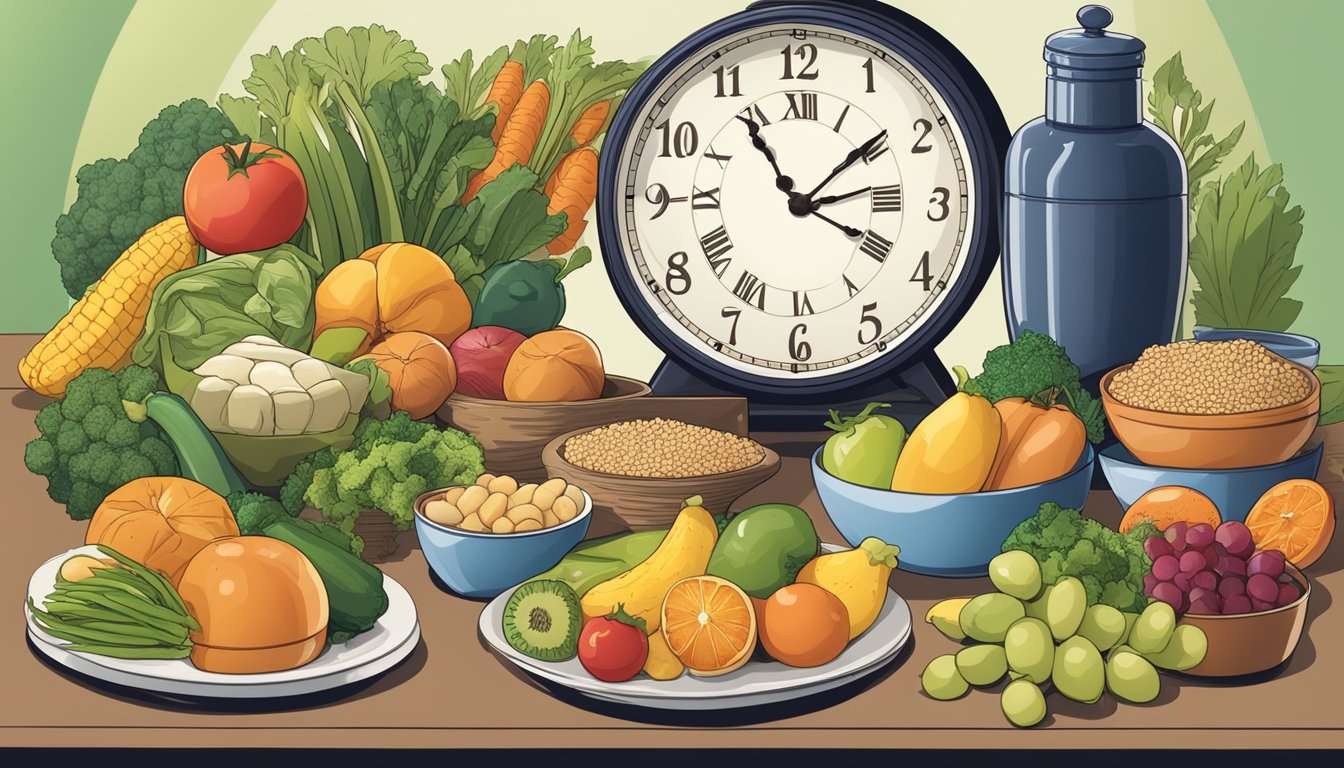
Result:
[140, 392, 248, 496]
[263, 518, 389, 640]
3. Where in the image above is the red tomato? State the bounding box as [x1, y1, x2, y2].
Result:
[183, 141, 307, 255]
[578, 606, 649, 683]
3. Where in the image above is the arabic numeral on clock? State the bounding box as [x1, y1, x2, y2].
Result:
[721, 307, 742, 345]
[911, 119, 934, 154]
[858, 302, 883, 344]
[862, 58, 876, 93]
[666, 251, 691, 295]
[644, 183, 686, 220]
[656, 120, 699, 158]
[780, 43, 819, 80]
[713, 64, 742, 97]
[927, 187, 951, 221]
[910, 251, 933, 291]
[788, 323, 812, 361]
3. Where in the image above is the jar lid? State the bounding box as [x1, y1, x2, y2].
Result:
[1045, 5, 1145, 71]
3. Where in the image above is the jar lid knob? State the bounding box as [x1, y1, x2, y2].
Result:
[1078, 5, 1113, 36]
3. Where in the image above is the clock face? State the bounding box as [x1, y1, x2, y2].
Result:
[614, 23, 976, 380]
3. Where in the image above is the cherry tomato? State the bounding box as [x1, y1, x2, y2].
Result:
[578, 605, 648, 683]
[183, 141, 307, 255]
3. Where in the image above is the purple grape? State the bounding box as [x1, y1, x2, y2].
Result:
[1247, 573, 1279, 603]
[1201, 547, 1219, 570]
[1192, 571, 1218, 591]
[1166, 522, 1190, 551]
[1187, 523, 1215, 549]
[1215, 521, 1255, 559]
[1174, 572, 1194, 592]
[1213, 541, 1230, 559]
[1218, 575, 1246, 598]
[1152, 554, 1180, 581]
[1189, 586, 1217, 604]
[1248, 550, 1286, 579]
[1152, 582, 1184, 611]
[1215, 556, 1248, 578]
[1251, 598, 1275, 613]
[1145, 536, 1173, 560]
[1179, 551, 1206, 574]
[1143, 573, 1158, 596]
[1276, 583, 1300, 607]
[1222, 595, 1253, 614]
[1189, 597, 1220, 615]
[1278, 573, 1294, 584]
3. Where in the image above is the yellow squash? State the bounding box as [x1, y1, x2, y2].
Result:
[580, 496, 718, 633]
[796, 537, 900, 640]
[891, 366, 1001, 493]
[643, 629, 686, 681]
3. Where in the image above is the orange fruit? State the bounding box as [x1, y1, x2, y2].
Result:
[1245, 479, 1336, 568]
[1118, 485, 1221, 533]
[660, 576, 756, 677]
[757, 583, 850, 668]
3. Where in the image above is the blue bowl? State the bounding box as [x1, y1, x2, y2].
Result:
[1098, 442, 1323, 523]
[1192, 326, 1320, 369]
[812, 445, 1095, 578]
[413, 489, 592, 599]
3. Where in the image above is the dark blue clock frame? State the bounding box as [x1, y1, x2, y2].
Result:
[597, 0, 1009, 430]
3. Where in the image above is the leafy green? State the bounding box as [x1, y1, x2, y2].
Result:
[1147, 52, 1246, 202]
[436, 165, 567, 286]
[964, 331, 1105, 443]
[1189, 155, 1305, 331]
[1317, 366, 1344, 426]
[52, 100, 240, 298]
[1002, 503, 1157, 613]
[132, 245, 322, 373]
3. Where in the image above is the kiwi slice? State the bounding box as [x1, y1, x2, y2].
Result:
[502, 580, 581, 662]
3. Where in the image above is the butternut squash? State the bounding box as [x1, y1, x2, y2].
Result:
[579, 496, 718, 633]
[891, 366, 1001, 493]
[982, 395, 1087, 491]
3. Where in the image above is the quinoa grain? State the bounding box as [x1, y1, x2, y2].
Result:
[562, 418, 765, 477]
[1109, 340, 1311, 414]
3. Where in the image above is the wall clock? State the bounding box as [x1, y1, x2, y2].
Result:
[597, 0, 1009, 429]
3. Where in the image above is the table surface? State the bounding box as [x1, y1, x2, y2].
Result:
[1, 333, 1341, 750]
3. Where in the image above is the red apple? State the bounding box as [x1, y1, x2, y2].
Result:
[450, 326, 528, 399]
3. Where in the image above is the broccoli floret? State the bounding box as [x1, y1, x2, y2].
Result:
[227, 491, 290, 535]
[965, 331, 1107, 443]
[51, 99, 240, 298]
[25, 365, 180, 520]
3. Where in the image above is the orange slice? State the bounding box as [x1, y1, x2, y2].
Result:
[1245, 479, 1336, 568]
[660, 576, 757, 677]
[1119, 485, 1221, 533]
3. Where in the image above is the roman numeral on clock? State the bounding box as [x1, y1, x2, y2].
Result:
[792, 290, 815, 316]
[733, 271, 767, 310]
[704, 146, 732, 168]
[843, 274, 860, 297]
[783, 92, 818, 121]
[862, 134, 889, 164]
[691, 186, 721, 209]
[872, 184, 902, 213]
[740, 104, 771, 126]
[699, 225, 733, 259]
[859, 230, 893, 263]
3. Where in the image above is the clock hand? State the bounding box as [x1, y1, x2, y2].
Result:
[735, 114, 795, 193]
[805, 130, 888, 198]
[813, 186, 872, 207]
[808, 209, 863, 238]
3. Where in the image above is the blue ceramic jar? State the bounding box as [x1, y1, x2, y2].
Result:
[1003, 5, 1188, 387]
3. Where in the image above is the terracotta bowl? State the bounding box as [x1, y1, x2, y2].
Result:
[1100, 362, 1320, 470]
[540, 426, 781, 531]
[437, 376, 652, 484]
[1179, 563, 1310, 677]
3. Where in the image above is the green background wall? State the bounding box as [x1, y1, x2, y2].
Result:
[2, 0, 1338, 374]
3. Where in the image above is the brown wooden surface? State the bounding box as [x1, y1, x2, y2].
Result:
[2, 335, 1342, 749]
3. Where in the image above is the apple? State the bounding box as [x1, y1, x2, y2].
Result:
[450, 326, 528, 399]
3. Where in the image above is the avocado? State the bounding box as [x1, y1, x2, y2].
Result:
[706, 503, 820, 599]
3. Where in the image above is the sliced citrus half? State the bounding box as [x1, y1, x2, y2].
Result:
[660, 575, 756, 677]
[1245, 479, 1336, 568]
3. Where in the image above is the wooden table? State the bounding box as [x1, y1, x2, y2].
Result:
[1, 334, 1341, 750]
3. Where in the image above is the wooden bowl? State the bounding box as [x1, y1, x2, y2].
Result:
[1100, 363, 1320, 469]
[1178, 563, 1310, 677]
[541, 426, 781, 531]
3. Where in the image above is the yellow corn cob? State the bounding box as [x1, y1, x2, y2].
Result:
[19, 217, 197, 398]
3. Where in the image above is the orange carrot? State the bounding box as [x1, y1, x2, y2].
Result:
[569, 100, 611, 146]
[463, 80, 551, 203]
[544, 147, 599, 254]
[486, 61, 525, 144]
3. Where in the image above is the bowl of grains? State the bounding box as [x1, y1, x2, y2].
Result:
[1101, 340, 1321, 469]
[541, 418, 781, 530]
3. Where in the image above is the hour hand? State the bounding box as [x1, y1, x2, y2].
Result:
[806, 130, 888, 198]
[813, 187, 872, 207]
[736, 114, 795, 193]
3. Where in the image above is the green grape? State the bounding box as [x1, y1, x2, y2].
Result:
[1128, 602, 1176, 655]
[1046, 577, 1087, 641]
[1119, 611, 1140, 645]
[922, 654, 970, 700]
[955, 644, 1008, 687]
[1078, 604, 1127, 651]
[1004, 617, 1053, 684]
[959, 593, 1026, 643]
[1024, 583, 1053, 622]
[1140, 624, 1207, 671]
[1053, 635, 1105, 703]
[989, 550, 1042, 601]
[1001, 679, 1048, 727]
[1106, 649, 1160, 703]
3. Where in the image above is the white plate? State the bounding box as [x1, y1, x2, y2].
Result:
[478, 546, 912, 711]
[25, 545, 420, 699]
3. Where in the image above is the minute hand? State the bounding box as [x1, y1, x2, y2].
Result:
[806, 130, 887, 198]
